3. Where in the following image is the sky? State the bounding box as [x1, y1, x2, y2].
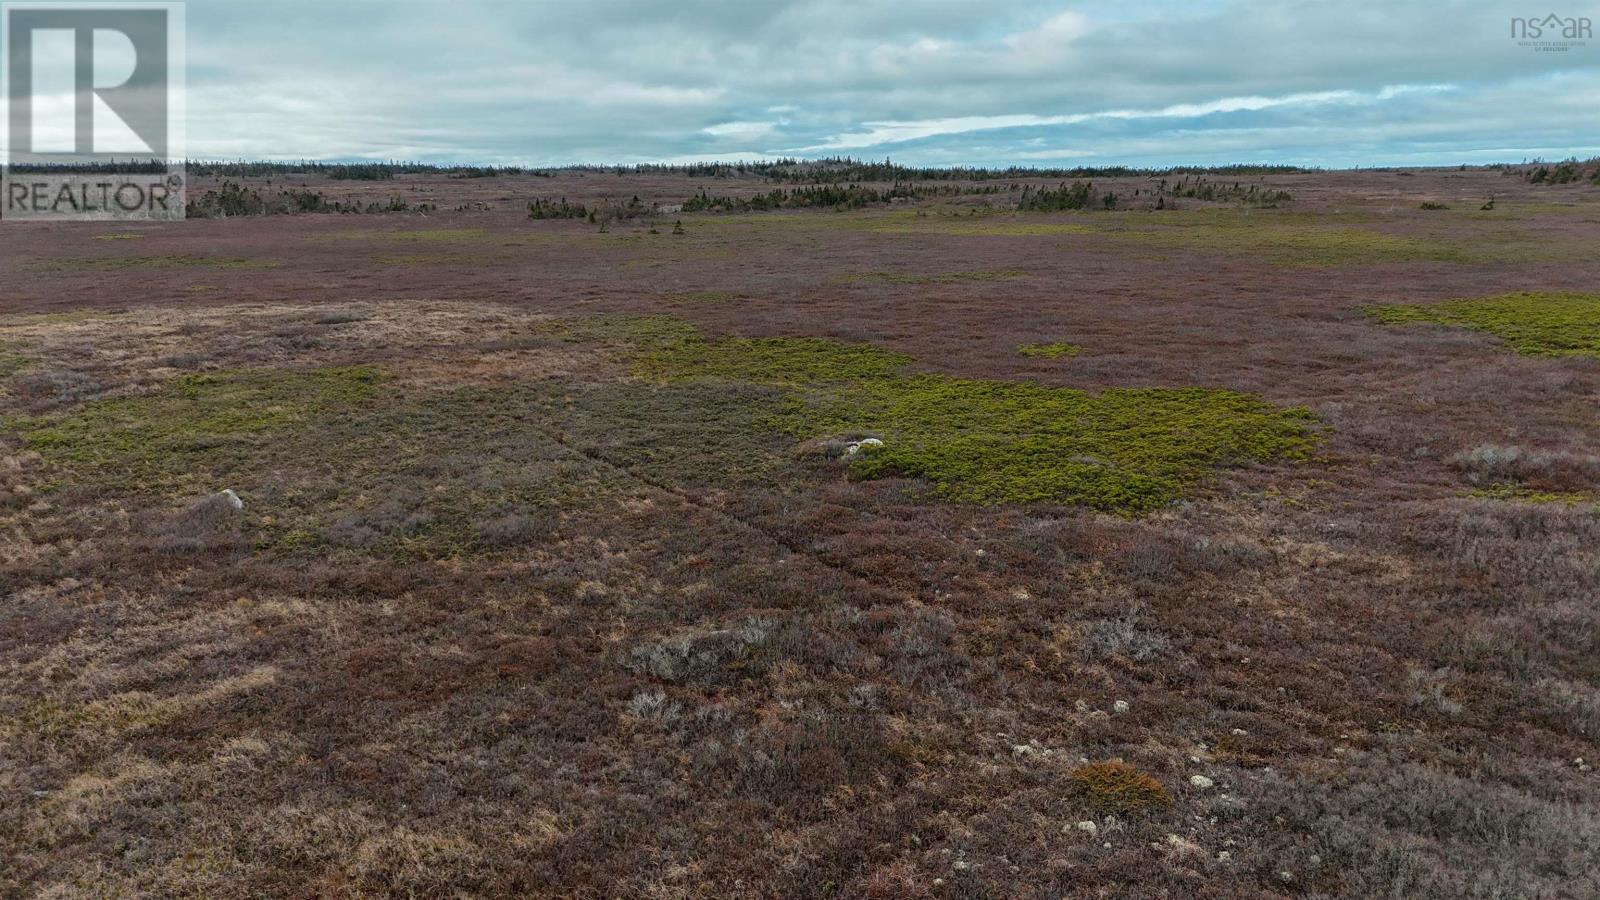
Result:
[55, 0, 1600, 167]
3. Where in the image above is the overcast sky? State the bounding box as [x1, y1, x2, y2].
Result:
[176, 0, 1600, 167]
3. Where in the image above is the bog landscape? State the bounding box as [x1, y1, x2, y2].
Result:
[2, 159, 1599, 897]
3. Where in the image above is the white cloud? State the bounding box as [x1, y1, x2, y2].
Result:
[702, 121, 780, 140]
[1002, 10, 1091, 62]
[793, 85, 1460, 151]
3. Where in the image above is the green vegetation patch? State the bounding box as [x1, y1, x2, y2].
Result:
[534, 379, 797, 490]
[0, 308, 118, 326]
[843, 268, 1026, 285]
[33, 255, 278, 272]
[1017, 342, 1081, 359]
[1467, 484, 1596, 505]
[538, 314, 702, 351]
[630, 324, 1316, 512]
[0, 346, 29, 377]
[1366, 292, 1600, 357]
[636, 335, 913, 384]
[257, 385, 625, 560]
[22, 367, 385, 490]
[13, 366, 628, 560]
[863, 209, 1467, 264]
[1107, 220, 1464, 266]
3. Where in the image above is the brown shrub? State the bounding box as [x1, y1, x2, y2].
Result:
[862, 861, 937, 899]
[1068, 760, 1175, 817]
[345, 827, 490, 896]
[1450, 444, 1600, 492]
[11, 369, 103, 411]
[1081, 609, 1170, 662]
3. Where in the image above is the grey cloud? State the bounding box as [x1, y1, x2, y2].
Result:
[170, 0, 1599, 165]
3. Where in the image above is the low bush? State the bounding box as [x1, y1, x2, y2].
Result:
[1450, 444, 1600, 493]
[632, 325, 1317, 512]
[1068, 760, 1174, 816]
[1081, 611, 1170, 662]
[185, 181, 435, 217]
[1366, 292, 1600, 357]
[682, 182, 937, 213]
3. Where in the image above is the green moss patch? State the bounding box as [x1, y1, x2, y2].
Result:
[1366, 292, 1600, 357]
[1467, 484, 1596, 505]
[1017, 342, 1081, 359]
[1104, 220, 1465, 266]
[630, 325, 1316, 512]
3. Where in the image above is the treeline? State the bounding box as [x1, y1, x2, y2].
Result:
[1017, 182, 1115, 211]
[0, 157, 1314, 183]
[9, 160, 547, 178]
[764, 158, 1308, 184]
[527, 197, 590, 219]
[184, 181, 435, 218]
[1524, 159, 1600, 185]
[673, 176, 1292, 216]
[1015, 177, 1290, 211]
[4, 159, 170, 173]
[1161, 176, 1292, 206]
[184, 161, 552, 179]
[575, 157, 1311, 183]
[529, 195, 664, 226]
[681, 182, 947, 212]
[166, 157, 1314, 183]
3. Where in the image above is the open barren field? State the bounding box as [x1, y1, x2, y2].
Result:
[3, 166, 1600, 897]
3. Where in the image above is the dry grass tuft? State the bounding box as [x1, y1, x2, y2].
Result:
[1068, 760, 1175, 817]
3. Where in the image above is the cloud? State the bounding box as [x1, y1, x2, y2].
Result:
[788, 84, 1472, 153]
[1001, 10, 1091, 66]
[143, 0, 1600, 165]
[792, 87, 1453, 151]
[702, 121, 781, 140]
